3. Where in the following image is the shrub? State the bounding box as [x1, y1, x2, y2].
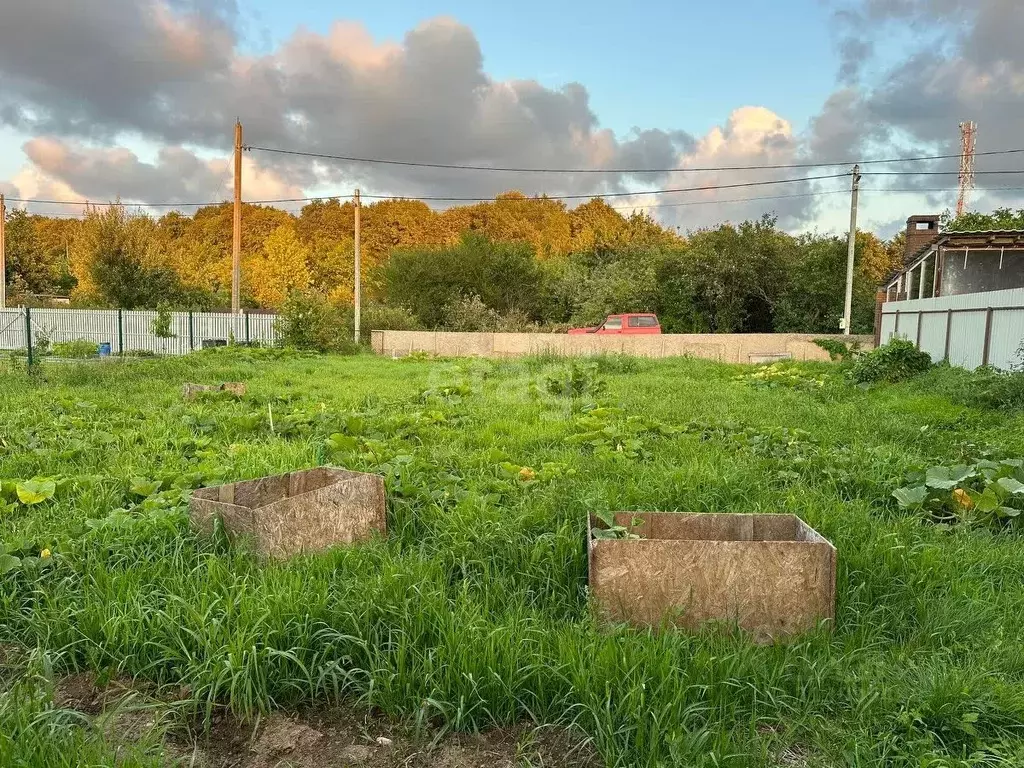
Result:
[442, 295, 539, 332]
[151, 301, 176, 339]
[851, 338, 932, 384]
[274, 290, 358, 354]
[442, 295, 497, 332]
[358, 302, 421, 344]
[813, 338, 860, 361]
[51, 339, 99, 358]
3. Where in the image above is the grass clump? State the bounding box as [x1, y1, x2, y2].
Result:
[51, 340, 100, 359]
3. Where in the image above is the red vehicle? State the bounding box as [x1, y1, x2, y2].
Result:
[568, 313, 661, 335]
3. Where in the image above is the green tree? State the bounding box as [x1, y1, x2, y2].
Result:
[679, 216, 797, 332]
[943, 207, 1024, 232]
[3, 209, 61, 296]
[70, 205, 183, 309]
[382, 233, 541, 327]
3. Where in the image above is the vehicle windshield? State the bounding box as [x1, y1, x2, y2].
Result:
[602, 317, 622, 330]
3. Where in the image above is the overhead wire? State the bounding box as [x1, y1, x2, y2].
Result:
[243, 144, 1024, 174]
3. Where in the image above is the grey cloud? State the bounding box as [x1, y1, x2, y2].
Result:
[0, 3, 699, 206]
[812, 0, 1024, 222]
[21, 138, 233, 204]
[837, 37, 872, 84]
[0, 0, 235, 142]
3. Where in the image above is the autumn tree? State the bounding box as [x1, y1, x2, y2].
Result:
[68, 205, 190, 308]
[246, 224, 311, 308]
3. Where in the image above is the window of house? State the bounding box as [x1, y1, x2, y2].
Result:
[603, 317, 622, 330]
[628, 315, 658, 328]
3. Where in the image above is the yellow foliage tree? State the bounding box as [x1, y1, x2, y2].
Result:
[246, 224, 311, 309]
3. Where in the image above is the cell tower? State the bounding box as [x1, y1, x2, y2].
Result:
[957, 121, 977, 217]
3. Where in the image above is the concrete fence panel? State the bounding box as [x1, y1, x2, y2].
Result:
[374, 330, 873, 362]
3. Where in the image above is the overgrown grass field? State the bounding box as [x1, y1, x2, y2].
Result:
[2, 350, 1024, 767]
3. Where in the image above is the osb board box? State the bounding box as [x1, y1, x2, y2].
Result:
[190, 467, 386, 558]
[588, 512, 836, 639]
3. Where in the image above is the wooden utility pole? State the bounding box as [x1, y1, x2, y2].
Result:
[0, 193, 6, 310]
[354, 189, 361, 344]
[842, 164, 861, 336]
[232, 120, 243, 314]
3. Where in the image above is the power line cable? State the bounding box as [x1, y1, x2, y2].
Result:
[9, 175, 1024, 215]
[863, 170, 1024, 176]
[4, 197, 228, 208]
[244, 144, 1024, 174]
[246, 172, 854, 204]
[6, 173, 849, 209]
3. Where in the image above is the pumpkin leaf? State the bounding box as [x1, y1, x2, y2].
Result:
[16, 478, 56, 505]
[893, 485, 928, 509]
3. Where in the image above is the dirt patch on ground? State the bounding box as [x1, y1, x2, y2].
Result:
[172, 708, 599, 768]
[50, 673, 599, 768]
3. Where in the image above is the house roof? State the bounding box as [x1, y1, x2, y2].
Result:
[884, 229, 1024, 287]
[905, 229, 1024, 266]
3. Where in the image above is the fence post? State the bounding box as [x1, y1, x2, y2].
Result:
[915, 312, 923, 348]
[24, 306, 32, 369]
[188, 311, 195, 351]
[117, 308, 124, 356]
[873, 290, 885, 347]
[244, 310, 250, 346]
[943, 309, 952, 362]
[982, 308, 994, 367]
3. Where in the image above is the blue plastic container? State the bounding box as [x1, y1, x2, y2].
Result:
[98, 342, 112, 357]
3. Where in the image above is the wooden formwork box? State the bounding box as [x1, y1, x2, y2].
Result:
[588, 512, 836, 639]
[190, 467, 386, 558]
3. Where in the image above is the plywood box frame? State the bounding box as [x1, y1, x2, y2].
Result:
[588, 512, 836, 639]
[190, 467, 386, 558]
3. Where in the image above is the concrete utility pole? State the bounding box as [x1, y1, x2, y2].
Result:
[0, 194, 6, 310]
[354, 189, 361, 344]
[232, 120, 243, 314]
[842, 164, 861, 336]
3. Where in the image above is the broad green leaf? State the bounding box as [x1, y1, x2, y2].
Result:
[948, 465, 974, 483]
[16, 479, 56, 505]
[997, 506, 1021, 518]
[925, 467, 958, 490]
[893, 485, 928, 508]
[0, 553, 21, 574]
[594, 510, 617, 528]
[345, 416, 365, 436]
[975, 487, 1002, 514]
[325, 433, 358, 453]
[0, 481, 16, 501]
[129, 478, 162, 497]
[485, 448, 510, 464]
[996, 477, 1024, 496]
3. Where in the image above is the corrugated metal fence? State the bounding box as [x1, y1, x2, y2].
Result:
[878, 287, 1024, 370]
[0, 307, 278, 357]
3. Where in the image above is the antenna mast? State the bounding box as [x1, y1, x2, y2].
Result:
[956, 121, 977, 218]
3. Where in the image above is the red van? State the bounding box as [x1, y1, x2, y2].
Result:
[568, 313, 661, 335]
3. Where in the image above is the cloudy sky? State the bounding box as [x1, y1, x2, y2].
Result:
[1, 0, 1023, 236]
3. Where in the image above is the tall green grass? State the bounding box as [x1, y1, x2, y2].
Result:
[1, 351, 1024, 766]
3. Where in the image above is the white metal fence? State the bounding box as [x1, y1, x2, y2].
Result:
[0, 307, 279, 357]
[878, 287, 1024, 370]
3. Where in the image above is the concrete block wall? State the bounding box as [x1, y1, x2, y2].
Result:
[371, 330, 874, 363]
